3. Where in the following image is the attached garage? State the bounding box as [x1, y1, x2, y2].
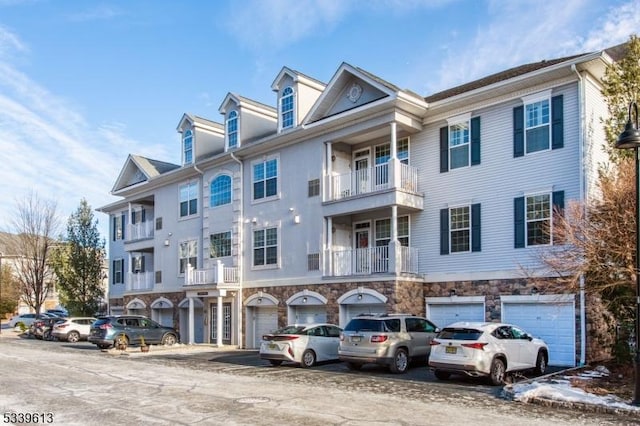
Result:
[245, 292, 280, 348]
[337, 287, 387, 327]
[425, 296, 485, 329]
[501, 294, 576, 367]
[287, 291, 328, 324]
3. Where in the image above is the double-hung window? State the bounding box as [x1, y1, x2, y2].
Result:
[374, 138, 409, 186]
[227, 111, 238, 149]
[514, 191, 564, 248]
[374, 216, 409, 247]
[440, 114, 481, 172]
[440, 204, 481, 254]
[449, 121, 470, 169]
[179, 182, 198, 217]
[113, 213, 125, 241]
[179, 240, 197, 274]
[514, 91, 563, 157]
[183, 129, 193, 164]
[112, 259, 124, 284]
[253, 227, 278, 267]
[210, 231, 232, 258]
[210, 175, 232, 207]
[253, 157, 278, 201]
[280, 87, 294, 130]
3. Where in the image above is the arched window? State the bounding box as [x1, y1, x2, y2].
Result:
[227, 111, 238, 149]
[210, 175, 232, 207]
[280, 87, 294, 130]
[183, 130, 193, 164]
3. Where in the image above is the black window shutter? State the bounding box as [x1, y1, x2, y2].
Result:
[141, 208, 146, 222]
[552, 190, 565, 245]
[141, 256, 146, 272]
[112, 216, 116, 241]
[551, 95, 564, 149]
[440, 208, 449, 255]
[121, 213, 126, 240]
[513, 106, 524, 158]
[120, 260, 124, 282]
[514, 197, 525, 248]
[471, 203, 481, 252]
[471, 117, 481, 165]
[440, 126, 449, 173]
[111, 260, 116, 283]
[131, 211, 136, 225]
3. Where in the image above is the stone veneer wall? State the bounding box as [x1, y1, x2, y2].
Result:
[121, 292, 185, 329]
[243, 280, 424, 330]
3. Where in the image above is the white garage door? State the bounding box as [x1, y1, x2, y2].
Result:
[252, 307, 278, 348]
[427, 303, 485, 329]
[346, 304, 386, 320]
[292, 306, 327, 324]
[502, 302, 575, 367]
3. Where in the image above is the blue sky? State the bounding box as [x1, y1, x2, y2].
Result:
[0, 0, 639, 241]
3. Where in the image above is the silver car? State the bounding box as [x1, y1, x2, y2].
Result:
[339, 313, 439, 374]
[52, 317, 97, 342]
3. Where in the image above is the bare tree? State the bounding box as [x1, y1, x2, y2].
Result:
[2, 192, 62, 314]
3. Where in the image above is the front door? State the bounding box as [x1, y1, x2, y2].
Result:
[211, 302, 232, 345]
[354, 222, 370, 274]
[354, 149, 370, 195]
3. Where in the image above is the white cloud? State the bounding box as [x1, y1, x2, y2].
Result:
[65, 6, 123, 22]
[0, 25, 27, 58]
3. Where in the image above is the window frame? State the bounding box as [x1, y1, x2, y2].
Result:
[179, 181, 199, 218]
[522, 90, 552, 155]
[210, 231, 232, 258]
[183, 129, 193, 165]
[179, 239, 198, 275]
[112, 258, 124, 284]
[447, 113, 471, 170]
[374, 216, 410, 247]
[252, 155, 280, 202]
[280, 86, 295, 130]
[226, 110, 238, 150]
[525, 192, 552, 247]
[449, 205, 471, 253]
[210, 175, 232, 208]
[252, 226, 279, 269]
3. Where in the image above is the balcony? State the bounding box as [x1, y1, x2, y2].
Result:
[126, 272, 154, 292]
[325, 244, 418, 277]
[185, 260, 240, 289]
[324, 161, 423, 216]
[125, 221, 154, 242]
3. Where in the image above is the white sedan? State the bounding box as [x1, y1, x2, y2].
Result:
[260, 323, 342, 368]
[428, 321, 549, 385]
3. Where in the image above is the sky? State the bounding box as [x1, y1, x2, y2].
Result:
[0, 0, 639, 242]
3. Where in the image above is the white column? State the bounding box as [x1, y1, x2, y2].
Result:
[326, 217, 333, 276]
[216, 259, 224, 283]
[188, 297, 195, 345]
[216, 296, 223, 346]
[325, 141, 333, 200]
[389, 122, 401, 188]
[389, 205, 400, 274]
[390, 122, 397, 159]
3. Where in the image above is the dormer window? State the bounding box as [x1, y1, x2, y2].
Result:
[227, 111, 238, 149]
[280, 86, 295, 130]
[183, 129, 193, 165]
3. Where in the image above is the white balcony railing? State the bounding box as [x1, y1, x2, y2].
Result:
[329, 162, 418, 201]
[126, 221, 154, 241]
[126, 272, 154, 291]
[327, 245, 418, 276]
[185, 260, 239, 287]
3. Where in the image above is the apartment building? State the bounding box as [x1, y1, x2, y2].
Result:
[98, 44, 625, 366]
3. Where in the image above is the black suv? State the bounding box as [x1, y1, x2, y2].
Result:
[88, 315, 179, 349]
[339, 313, 439, 373]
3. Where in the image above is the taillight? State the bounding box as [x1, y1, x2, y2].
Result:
[370, 335, 388, 343]
[430, 340, 441, 346]
[461, 342, 488, 350]
[274, 335, 299, 341]
[57, 324, 68, 329]
[99, 323, 113, 330]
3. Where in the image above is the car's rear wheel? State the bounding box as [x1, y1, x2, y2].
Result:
[346, 362, 363, 370]
[301, 349, 316, 368]
[489, 358, 506, 386]
[534, 351, 547, 376]
[434, 370, 451, 380]
[269, 360, 283, 366]
[389, 348, 409, 374]
[67, 331, 80, 343]
[162, 333, 177, 346]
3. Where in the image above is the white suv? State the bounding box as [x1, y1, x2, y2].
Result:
[339, 313, 440, 374]
[52, 317, 97, 342]
[428, 322, 549, 385]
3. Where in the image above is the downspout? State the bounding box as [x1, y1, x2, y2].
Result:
[191, 163, 204, 345]
[572, 63, 587, 366]
[230, 152, 243, 348]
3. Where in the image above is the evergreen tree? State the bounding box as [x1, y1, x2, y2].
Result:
[51, 199, 106, 316]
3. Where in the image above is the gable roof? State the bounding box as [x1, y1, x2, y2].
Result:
[218, 92, 277, 117]
[271, 66, 326, 92]
[111, 154, 180, 193]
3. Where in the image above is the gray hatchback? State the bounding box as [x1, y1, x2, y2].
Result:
[88, 315, 179, 349]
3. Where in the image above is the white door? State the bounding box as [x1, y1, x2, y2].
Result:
[292, 306, 327, 324]
[354, 149, 370, 195]
[427, 303, 485, 329]
[502, 302, 575, 367]
[252, 307, 278, 348]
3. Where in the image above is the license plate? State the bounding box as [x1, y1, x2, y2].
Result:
[445, 346, 457, 354]
[350, 336, 361, 343]
[268, 343, 278, 350]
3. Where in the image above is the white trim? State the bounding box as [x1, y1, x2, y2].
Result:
[337, 287, 388, 304]
[150, 297, 174, 309]
[501, 294, 574, 304]
[425, 296, 485, 304]
[446, 112, 471, 126]
[246, 292, 279, 307]
[126, 298, 147, 309]
[521, 89, 552, 105]
[286, 290, 328, 306]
